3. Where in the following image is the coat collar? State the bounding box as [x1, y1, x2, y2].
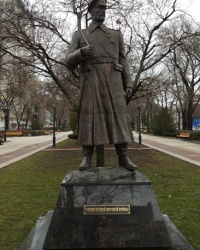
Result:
[88, 23, 107, 33]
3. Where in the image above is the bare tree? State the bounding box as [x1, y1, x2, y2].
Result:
[0, 0, 79, 107]
[1, 0, 200, 132]
[0, 0, 190, 103]
[163, 17, 200, 130]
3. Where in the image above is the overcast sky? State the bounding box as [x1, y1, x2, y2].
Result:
[185, 0, 200, 21]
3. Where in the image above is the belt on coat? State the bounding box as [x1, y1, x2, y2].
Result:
[81, 57, 123, 72]
[89, 57, 117, 64]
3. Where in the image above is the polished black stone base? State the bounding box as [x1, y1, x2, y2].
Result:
[42, 168, 172, 249]
[20, 167, 195, 250]
[20, 213, 194, 250]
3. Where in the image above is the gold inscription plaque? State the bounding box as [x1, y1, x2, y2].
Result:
[83, 205, 130, 215]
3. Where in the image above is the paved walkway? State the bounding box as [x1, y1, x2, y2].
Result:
[0, 132, 71, 169]
[0, 131, 200, 169]
[133, 132, 200, 167]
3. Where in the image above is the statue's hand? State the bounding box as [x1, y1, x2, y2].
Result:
[125, 87, 132, 99]
[81, 45, 94, 58]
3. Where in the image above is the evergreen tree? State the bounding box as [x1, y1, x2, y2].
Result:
[151, 107, 176, 136]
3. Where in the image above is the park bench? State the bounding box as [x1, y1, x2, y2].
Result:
[176, 132, 190, 139]
[6, 131, 23, 136]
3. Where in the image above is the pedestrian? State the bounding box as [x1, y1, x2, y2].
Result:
[66, 0, 138, 171]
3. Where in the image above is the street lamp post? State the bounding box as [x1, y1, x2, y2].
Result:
[137, 106, 142, 145]
[53, 107, 56, 147]
[2, 105, 10, 142]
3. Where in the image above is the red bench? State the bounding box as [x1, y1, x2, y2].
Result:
[176, 132, 190, 139]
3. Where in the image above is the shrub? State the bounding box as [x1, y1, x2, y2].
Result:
[190, 131, 200, 140]
[21, 130, 45, 136]
[69, 111, 78, 134]
[22, 130, 32, 136]
[151, 107, 176, 136]
[31, 130, 46, 136]
[68, 133, 78, 139]
[31, 120, 42, 130]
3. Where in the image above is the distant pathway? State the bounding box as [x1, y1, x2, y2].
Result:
[0, 132, 70, 169]
[1, 131, 200, 169]
[133, 132, 200, 167]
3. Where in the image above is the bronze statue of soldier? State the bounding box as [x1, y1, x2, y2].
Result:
[66, 0, 138, 171]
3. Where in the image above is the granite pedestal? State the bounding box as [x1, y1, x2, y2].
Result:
[43, 168, 172, 249]
[20, 167, 195, 250]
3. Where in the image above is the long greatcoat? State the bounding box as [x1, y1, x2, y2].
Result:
[66, 23, 133, 145]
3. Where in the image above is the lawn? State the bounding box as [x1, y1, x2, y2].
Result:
[0, 139, 199, 250]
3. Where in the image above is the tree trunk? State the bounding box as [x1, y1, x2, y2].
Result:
[182, 110, 187, 130]
[177, 109, 181, 130]
[187, 99, 194, 131]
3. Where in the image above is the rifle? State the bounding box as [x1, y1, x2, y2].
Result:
[79, 29, 90, 46]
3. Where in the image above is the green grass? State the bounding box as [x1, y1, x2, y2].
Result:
[0, 139, 199, 250]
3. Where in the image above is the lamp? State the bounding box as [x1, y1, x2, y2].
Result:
[2, 105, 10, 142]
[53, 106, 56, 147]
[137, 106, 142, 145]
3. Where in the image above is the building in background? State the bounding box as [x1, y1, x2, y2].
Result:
[192, 95, 200, 130]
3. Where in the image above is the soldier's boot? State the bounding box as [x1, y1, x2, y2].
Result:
[79, 145, 94, 170]
[115, 143, 138, 171]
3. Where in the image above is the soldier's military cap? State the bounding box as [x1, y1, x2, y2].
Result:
[88, 0, 107, 12]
